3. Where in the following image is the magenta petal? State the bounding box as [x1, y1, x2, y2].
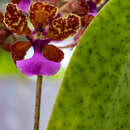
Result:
[16, 52, 61, 76]
[18, 0, 30, 13]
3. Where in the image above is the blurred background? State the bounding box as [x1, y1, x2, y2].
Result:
[0, 76, 61, 130]
[0, 0, 75, 129]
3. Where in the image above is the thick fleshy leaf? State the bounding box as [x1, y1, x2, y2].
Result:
[29, 2, 58, 29]
[47, 0, 130, 129]
[17, 0, 30, 13]
[42, 44, 64, 62]
[4, 4, 31, 35]
[16, 52, 61, 76]
[46, 14, 81, 41]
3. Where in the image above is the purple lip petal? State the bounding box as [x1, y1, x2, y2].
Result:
[16, 52, 61, 76]
[18, 0, 30, 13]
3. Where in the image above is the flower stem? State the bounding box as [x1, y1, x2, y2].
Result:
[34, 75, 43, 130]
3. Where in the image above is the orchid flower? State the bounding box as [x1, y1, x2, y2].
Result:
[9, 0, 98, 50]
[4, 2, 81, 76]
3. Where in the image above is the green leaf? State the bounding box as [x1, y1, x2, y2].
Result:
[0, 48, 19, 75]
[47, 0, 130, 129]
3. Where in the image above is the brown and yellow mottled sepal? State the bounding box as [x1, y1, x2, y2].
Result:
[4, 4, 32, 35]
[46, 14, 81, 41]
[29, 2, 58, 29]
[42, 44, 64, 62]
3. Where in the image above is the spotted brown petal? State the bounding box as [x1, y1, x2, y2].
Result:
[46, 14, 81, 41]
[29, 2, 58, 29]
[4, 4, 32, 35]
[42, 44, 64, 63]
[11, 41, 31, 63]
